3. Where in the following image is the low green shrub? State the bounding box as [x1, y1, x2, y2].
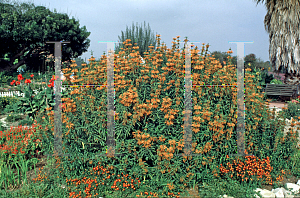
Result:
[0, 97, 20, 115]
[282, 99, 300, 120]
[270, 78, 284, 84]
[0, 121, 5, 132]
[3, 75, 55, 122]
[253, 68, 274, 88]
[1, 37, 300, 198]
[5, 114, 22, 123]
[34, 37, 299, 198]
[0, 71, 19, 86]
[17, 115, 34, 126]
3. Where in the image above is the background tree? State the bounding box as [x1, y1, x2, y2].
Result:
[253, 0, 300, 86]
[0, 1, 91, 74]
[114, 21, 159, 59]
[244, 53, 257, 71]
[0, 1, 35, 63]
[210, 51, 236, 67]
[254, 57, 272, 71]
[210, 50, 273, 72]
[72, 56, 87, 72]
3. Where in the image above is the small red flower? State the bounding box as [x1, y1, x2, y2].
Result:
[24, 79, 31, 84]
[30, 74, 34, 78]
[17, 74, 24, 81]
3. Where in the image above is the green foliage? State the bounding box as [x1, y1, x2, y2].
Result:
[5, 113, 22, 122]
[244, 53, 257, 71]
[34, 36, 299, 198]
[3, 96, 25, 115]
[0, 96, 19, 114]
[17, 115, 34, 126]
[210, 50, 237, 67]
[73, 57, 87, 70]
[270, 78, 283, 84]
[1, 34, 299, 197]
[210, 51, 232, 66]
[210, 50, 271, 72]
[210, 51, 275, 94]
[114, 21, 159, 58]
[0, 123, 5, 132]
[0, 0, 91, 74]
[260, 69, 274, 86]
[282, 100, 300, 120]
[1, 71, 55, 126]
[3, 82, 55, 121]
[0, 71, 19, 85]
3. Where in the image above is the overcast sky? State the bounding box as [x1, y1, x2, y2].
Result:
[24, 0, 269, 65]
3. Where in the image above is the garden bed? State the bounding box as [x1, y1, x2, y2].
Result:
[0, 84, 20, 92]
[0, 113, 32, 132]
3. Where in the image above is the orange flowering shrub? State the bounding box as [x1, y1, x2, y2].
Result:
[33, 35, 299, 197]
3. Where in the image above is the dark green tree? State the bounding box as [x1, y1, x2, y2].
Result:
[210, 50, 237, 67]
[114, 21, 159, 59]
[244, 53, 257, 71]
[0, 0, 91, 74]
[210, 50, 270, 72]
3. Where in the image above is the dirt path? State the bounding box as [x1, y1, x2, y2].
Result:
[266, 101, 289, 109]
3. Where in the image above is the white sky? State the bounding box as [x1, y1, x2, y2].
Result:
[22, 0, 270, 65]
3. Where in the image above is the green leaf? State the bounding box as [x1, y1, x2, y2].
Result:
[40, 98, 45, 105]
[46, 94, 53, 99]
[35, 93, 42, 100]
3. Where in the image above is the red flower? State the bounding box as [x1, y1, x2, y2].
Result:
[16, 81, 20, 85]
[10, 80, 16, 85]
[30, 74, 34, 78]
[24, 79, 31, 84]
[20, 148, 25, 154]
[17, 74, 24, 81]
[47, 82, 54, 88]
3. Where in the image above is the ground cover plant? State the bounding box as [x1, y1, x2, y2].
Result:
[0, 35, 299, 198]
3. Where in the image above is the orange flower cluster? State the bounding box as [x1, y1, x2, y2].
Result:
[136, 190, 180, 198]
[0, 120, 43, 158]
[65, 164, 142, 197]
[160, 97, 180, 126]
[218, 150, 275, 185]
[31, 166, 49, 183]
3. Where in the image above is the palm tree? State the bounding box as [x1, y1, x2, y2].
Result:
[252, 0, 300, 88]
